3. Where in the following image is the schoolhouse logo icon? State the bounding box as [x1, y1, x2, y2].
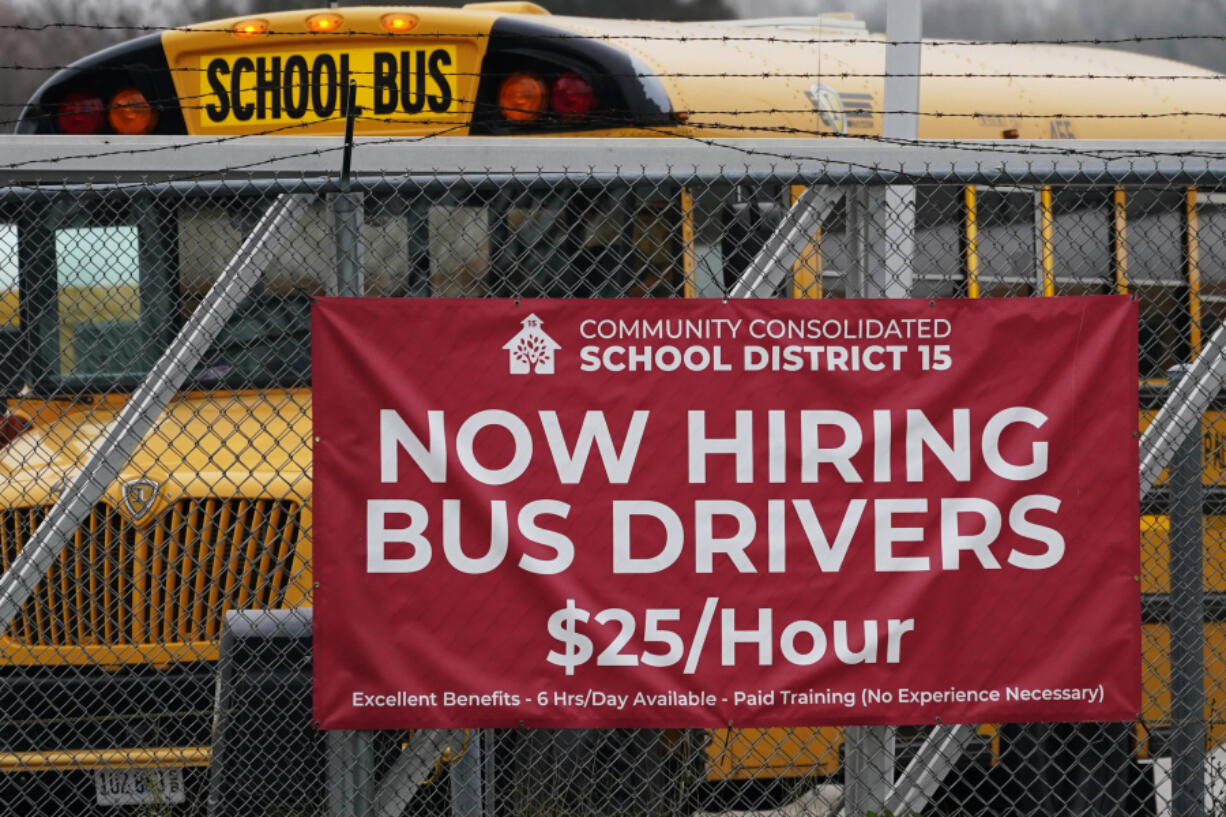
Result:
[503, 314, 561, 374]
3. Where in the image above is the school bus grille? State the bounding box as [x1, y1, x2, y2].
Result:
[0, 499, 301, 647]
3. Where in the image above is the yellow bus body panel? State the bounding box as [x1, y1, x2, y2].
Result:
[159, 7, 1226, 139]
[0, 291, 15, 327]
[0, 390, 312, 667]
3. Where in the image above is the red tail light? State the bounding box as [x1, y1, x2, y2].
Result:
[56, 92, 105, 134]
[0, 415, 30, 452]
[549, 72, 597, 119]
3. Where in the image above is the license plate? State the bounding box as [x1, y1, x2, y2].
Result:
[94, 768, 186, 807]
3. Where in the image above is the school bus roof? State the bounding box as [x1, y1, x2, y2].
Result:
[531, 12, 1226, 140]
[22, 3, 1226, 139]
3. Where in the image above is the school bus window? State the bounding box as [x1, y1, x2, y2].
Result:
[913, 186, 961, 299]
[809, 187, 971, 300]
[0, 223, 16, 327]
[1049, 188, 1113, 297]
[1050, 187, 1113, 294]
[0, 222, 16, 395]
[630, 195, 683, 297]
[720, 185, 785, 293]
[1123, 189, 1186, 287]
[973, 188, 1042, 297]
[1195, 192, 1226, 347]
[1123, 190, 1193, 377]
[429, 202, 490, 297]
[360, 204, 418, 298]
[175, 201, 335, 385]
[178, 200, 412, 301]
[580, 192, 637, 296]
[54, 225, 140, 377]
[1136, 288, 1186, 379]
[807, 198, 849, 299]
[505, 196, 578, 296]
[417, 188, 688, 299]
[685, 185, 730, 298]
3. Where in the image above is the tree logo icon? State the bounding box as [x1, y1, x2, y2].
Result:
[502, 314, 561, 374]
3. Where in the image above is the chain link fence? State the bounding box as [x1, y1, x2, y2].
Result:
[0, 137, 1220, 816]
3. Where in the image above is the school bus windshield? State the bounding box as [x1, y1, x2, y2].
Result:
[17, 197, 312, 395]
[10, 186, 691, 396]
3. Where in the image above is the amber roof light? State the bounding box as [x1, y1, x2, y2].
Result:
[307, 13, 344, 33]
[232, 18, 269, 38]
[381, 13, 419, 33]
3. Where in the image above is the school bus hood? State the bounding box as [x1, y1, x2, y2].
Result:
[0, 390, 312, 508]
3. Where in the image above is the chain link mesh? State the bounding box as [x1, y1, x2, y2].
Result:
[0, 147, 1218, 816]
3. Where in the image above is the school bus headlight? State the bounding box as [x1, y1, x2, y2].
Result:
[380, 13, 419, 33]
[306, 13, 343, 33]
[231, 18, 269, 38]
[107, 87, 158, 135]
[498, 73, 548, 122]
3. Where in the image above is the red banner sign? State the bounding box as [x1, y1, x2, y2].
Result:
[312, 296, 1140, 728]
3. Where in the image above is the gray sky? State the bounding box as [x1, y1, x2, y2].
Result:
[725, 0, 1226, 72]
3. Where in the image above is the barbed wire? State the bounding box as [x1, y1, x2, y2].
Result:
[3, 21, 1226, 48]
[4, 62, 1226, 83]
[0, 122, 479, 191]
[11, 105, 1226, 140]
[2, 20, 1226, 173]
[8, 110, 1226, 187]
[9, 75, 1226, 131]
[9, 99, 1226, 176]
[0, 116, 343, 172]
[5, 83, 1226, 133]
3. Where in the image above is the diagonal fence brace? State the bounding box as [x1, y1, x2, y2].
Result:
[729, 186, 844, 298]
[1139, 321, 1226, 501]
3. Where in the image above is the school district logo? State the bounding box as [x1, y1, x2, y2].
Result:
[806, 83, 847, 134]
[503, 314, 561, 374]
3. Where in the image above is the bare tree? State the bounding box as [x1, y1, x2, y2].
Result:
[1, 0, 205, 132]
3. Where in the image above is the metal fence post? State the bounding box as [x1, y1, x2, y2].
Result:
[865, 186, 914, 298]
[450, 733, 482, 817]
[334, 191, 365, 298]
[328, 731, 375, 817]
[844, 725, 896, 816]
[335, 80, 365, 300]
[873, 0, 920, 300]
[844, 3, 922, 813]
[328, 83, 375, 817]
[1169, 366, 1206, 817]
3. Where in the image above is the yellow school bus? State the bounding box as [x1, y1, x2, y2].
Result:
[5, 2, 1226, 812]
